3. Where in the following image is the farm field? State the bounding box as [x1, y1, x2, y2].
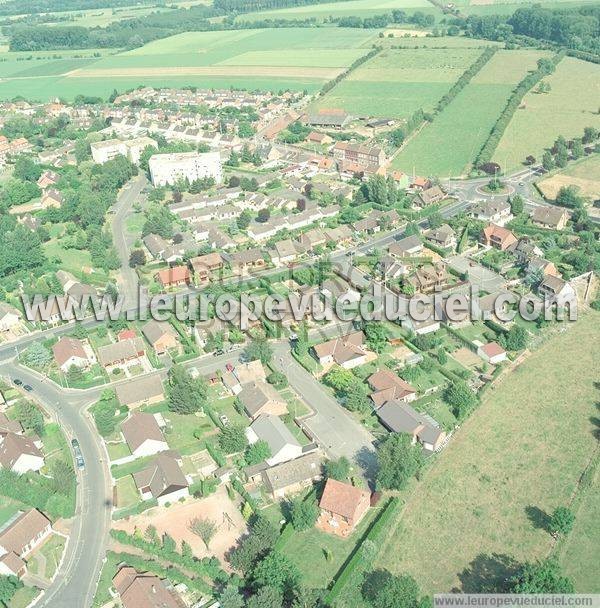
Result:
[393, 49, 546, 176]
[0, 28, 378, 101]
[492, 57, 600, 171]
[236, 0, 436, 22]
[537, 154, 600, 200]
[312, 46, 482, 119]
[375, 312, 600, 593]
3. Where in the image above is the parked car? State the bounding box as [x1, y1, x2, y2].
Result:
[225, 363, 234, 372]
[12, 378, 22, 386]
[71, 439, 85, 470]
[23, 385, 33, 392]
[219, 414, 230, 427]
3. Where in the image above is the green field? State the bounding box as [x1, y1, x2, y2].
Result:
[236, 0, 435, 22]
[492, 57, 600, 171]
[376, 312, 600, 593]
[0, 28, 378, 100]
[393, 49, 546, 176]
[313, 46, 481, 119]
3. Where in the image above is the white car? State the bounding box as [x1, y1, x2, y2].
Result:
[219, 414, 230, 427]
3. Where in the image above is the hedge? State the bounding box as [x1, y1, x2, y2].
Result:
[320, 47, 381, 96]
[112, 498, 158, 521]
[231, 477, 259, 511]
[473, 52, 565, 168]
[325, 497, 401, 606]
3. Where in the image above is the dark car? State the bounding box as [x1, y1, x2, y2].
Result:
[71, 438, 80, 449]
[23, 385, 33, 392]
[12, 378, 23, 386]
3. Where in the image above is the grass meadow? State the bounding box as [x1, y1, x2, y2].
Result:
[375, 312, 600, 593]
[313, 46, 481, 118]
[492, 57, 600, 171]
[393, 49, 546, 176]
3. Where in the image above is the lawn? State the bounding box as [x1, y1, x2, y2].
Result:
[537, 154, 600, 201]
[393, 49, 546, 176]
[115, 476, 140, 509]
[313, 47, 481, 119]
[282, 505, 382, 590]
[42, 423, 72, 466]
[106, 441, 131, 461]
[0, 496, 24, 527]
[161, 410, 216, 455]
[43, 239, 110, 285]
[7, 586, 40, 608]
[492, 57, 600, 171]
[376, 311, 600, 593]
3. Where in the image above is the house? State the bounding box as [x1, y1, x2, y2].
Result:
[52, 336, 96, 373]
[306, 131, 333, 145]
[306, 110, 350, 129]
[509, 237, 544, 264]
[0, 414, 22, 435]
[148, 151, 222, 187]
[312, 331, 367, 369]
[271, 239, 301, 266]
[141, 320, 180, 355]
[414, 185, 445, 208]
[408, 262, 449, 294]
[118, 329, 137, 342]
[531, 206, 569, 230]
[132, 451, 189, 506]
[36, 170, 60, 190]
[234, 360, 267, 385]
[0, 303, 22, 334]
[367, 369, 416, 408]
[477, 342, 507, 364]
[332, 141, 386, 169]
[318, 478, 370, 536]
[39, 188, 63, 210]
[246, 415, 303, 466]
[97, 337, 146, 370]
[189, 252, 223, 284]
[482, 224, 518, 250]
[115, 375, 165, 409]
[425, 224, 456, 249]
[156, 265, 191, 289]
[324, 225, 353, 245]
[237, 382, 288, 420]
[0, 433, 44, 474]
[228, 249, 267, 275]
[526, 256, 560, 278]
[473, 200, 512, 226]
[379, 255, 410, 280]
[320, 277, 360, 304]
[262, 452, 323, 499]
[297, 228, 327, 250]
[112, 566, 183, 608]
[143, 234, 169, 260]
[121, 412, 168, 458]
[537, 275, 576, 308]
[389, 235, 423, 258]
[0, 509, 52, 578]
[376, 400, 446, 452]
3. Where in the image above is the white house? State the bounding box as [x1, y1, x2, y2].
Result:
[245, 415, 302, 467]
[0, 303, 21, 334]
[121, 412, 169, 458]
[149, 151, 223, 187]
[132, 452, 189, 506]
[477, 342, 507, 365]
[0, 433, 45, 474]
[52, 336, 96, 373]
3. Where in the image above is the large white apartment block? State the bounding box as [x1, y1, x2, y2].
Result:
[148, 151, 223, 187]
[90, 137, 157, 165]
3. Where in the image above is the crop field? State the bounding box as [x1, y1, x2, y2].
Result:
[236, 0, 436, 22]
[537, 154, 600, 200]
[393, 49, 546, 176]
[376, 312, 600, 593]
[492, 57, 600, 171]
[0, 28, 377, 101]
[313, 47, 482, 119]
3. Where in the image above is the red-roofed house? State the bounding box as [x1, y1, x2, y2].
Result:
[156, 266, 190, 289]
[367, 368, 416, 407]
[318, 478, 370, 537]
[477, 342, 507, 364]
[482, 224, 518, 250]
[52, 336, 96, 373]
[118, 329, 137, 341]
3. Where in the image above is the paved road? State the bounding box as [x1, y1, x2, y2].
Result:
[110, 174, 148, 309]
[0, 362, 112, 608]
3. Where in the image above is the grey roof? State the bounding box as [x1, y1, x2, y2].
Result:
[377, 400, 443, 445]
[121, 412, 166, 453]
[249, 414, 300, 455]
[141, 320, 177, 345]
[115, 374, 165, 406]
[132, 451, 187, 499]
[263, 452, 323, 493]
[390, 234, 422, 255]
[238, 382, 285, 417]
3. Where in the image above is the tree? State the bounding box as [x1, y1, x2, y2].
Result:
[166, 364, 207, 414]
[266, 371, 288, 389]
[219, 425, 248, 454]
[253, 550, 301, 594]
[244, 339, 273, 365]
[0, 575, 23, 606]
[49, 460, 75, 495]
[188, 517, 217, 549]
[376, 433, 425, 491]
[323, 366, 354, 394]
[162, 533, 176, 553]
[246, 440, 272, 465]
[15, 400, 45, 436]
[324, 457, 350, 481]
[290, 498, 319, 531]
[427, 211, 444, 230]
[220, 584, 245, 608]
[364, 322, 387, 353]
[444, 380, 477, 420]
[542, 151, 555, 171]
[229, 514, 279, 574]
[571, 138, 584, 160]
[145, 525, 159, 544]
[362, 570, 427, 608]
[246, 586, 284, 608]
[555, 185, 584, 209]
[501, 325, 528, 351]
[22, 341, 52, 368]
[509, 559, 574, 593]
[549, 506, 575, 536]
[129, 249, 146, 268]
[237, 209, 252, 230]
[510, 194, 524, 215]
[582, 126, 598, 144]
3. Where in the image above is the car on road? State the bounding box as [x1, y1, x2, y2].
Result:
[23, 384, 33, 392]
[12, 378, 22, 386]
[225, 363, 234, 372]
[219, 414, 230, 427]
[213, 349, 224, 356]
[519, 181, 525, 186]
[71, 438, 85, 470]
